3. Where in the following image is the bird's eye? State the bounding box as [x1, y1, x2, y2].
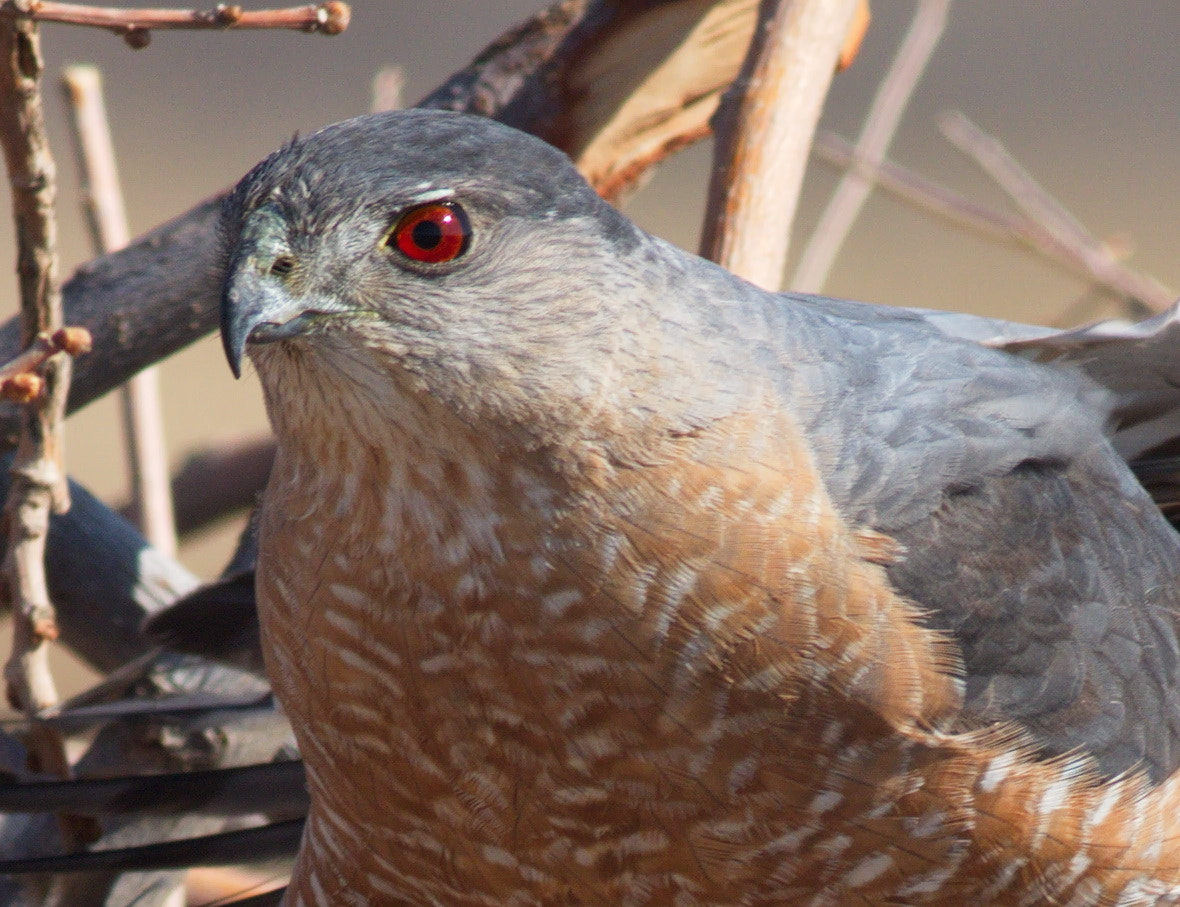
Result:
[387, 202, 471, 264]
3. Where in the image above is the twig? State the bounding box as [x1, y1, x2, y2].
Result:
[0, 2, 349, 48]
[940, 110, 1095, 253]
[938, 110, 1171, 312]
[811, 131, 1174, 312]
[0, 12, 94, 853]
[793, 0, 949, 292]
[0, 327, 90, 401]
[62, 64, 177, 558]
[700, 0, 861, 289]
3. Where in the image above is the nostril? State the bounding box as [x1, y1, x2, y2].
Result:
[269, 256, 296, 278]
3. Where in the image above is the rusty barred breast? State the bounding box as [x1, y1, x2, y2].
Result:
[219, 109, 1180, 905]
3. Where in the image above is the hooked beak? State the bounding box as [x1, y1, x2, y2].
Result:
[220, 205, 342, 378]
[220, 258, 320, 379]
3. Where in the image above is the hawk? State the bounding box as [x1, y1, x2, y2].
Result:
[215, 109, 1180, 904]
[8, 108, 1180, 905]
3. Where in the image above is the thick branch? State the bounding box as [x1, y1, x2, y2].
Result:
[160, 435, 274, 535]
[0, 194, 224, 448]
[700, 0, 860, 289]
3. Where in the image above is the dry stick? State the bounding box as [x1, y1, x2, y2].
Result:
[940, 110, 1101, 255]
[0, 13, 96, 854]
[792, 0, 949, 292]
[811, 131, 1175, 312]
[0, 11, 66, 716]
[0, 1, 349, 48]
[62, 65, 178, 559]
[701, 0, 860, 289]
[938, 110, 1171, 313]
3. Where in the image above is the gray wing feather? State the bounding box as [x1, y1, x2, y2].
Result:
[768, 295, 1180, 781]
[647, 246, 1180, 781]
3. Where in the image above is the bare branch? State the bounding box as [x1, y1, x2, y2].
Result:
[793, 0, 949, 292]
[700, 0, 860, 289]
[61, 66, 128, 251]
[940, 110, 1090, 251]
[541, 0, 757, 204]
[0, 12, 94, 851]
[0, 12, 65, 690]
[62, 64, 177, 559]
[938, 110, 1173, 312]
[811, 131, 1175, 312]
[0, 2, 349, 48]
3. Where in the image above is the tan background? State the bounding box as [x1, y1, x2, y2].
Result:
[0, 2, 1176, 688]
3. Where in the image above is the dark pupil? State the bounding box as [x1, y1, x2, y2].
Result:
[411, 219, 443, 249]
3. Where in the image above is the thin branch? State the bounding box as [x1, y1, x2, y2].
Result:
[811, 130, 1175, 312]
[939, 110, 1095, 252]
[700, 0, 861, 289]
[0, 2, 349, 48]
[0, 327, 90, 402]
[0, 12, 66, 705]
[62, 64, 177, 558]
[938, 109, 1172, 312]
[793, 0, 949, 292]
[0, 12, 95, 852]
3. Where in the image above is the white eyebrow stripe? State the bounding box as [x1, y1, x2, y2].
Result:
[407, 187, 455, 205]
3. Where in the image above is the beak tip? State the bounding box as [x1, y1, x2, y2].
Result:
[220, 284, 252, 379]
[221, 322, 246, 379]
[221, 325, 247, 382]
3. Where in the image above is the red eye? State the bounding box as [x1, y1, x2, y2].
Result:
[390, 202, 470, 264]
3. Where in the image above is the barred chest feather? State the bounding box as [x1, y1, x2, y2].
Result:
[255, 359, 1180, 907]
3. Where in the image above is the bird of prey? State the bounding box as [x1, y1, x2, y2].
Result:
[215, 109, 1180, 905]
[8, 108, 1180, 905]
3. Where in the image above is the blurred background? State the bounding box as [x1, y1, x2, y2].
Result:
[0, 2, 1175, 680]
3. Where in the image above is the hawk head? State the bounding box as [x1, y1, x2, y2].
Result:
[219, 110, 659, 444]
